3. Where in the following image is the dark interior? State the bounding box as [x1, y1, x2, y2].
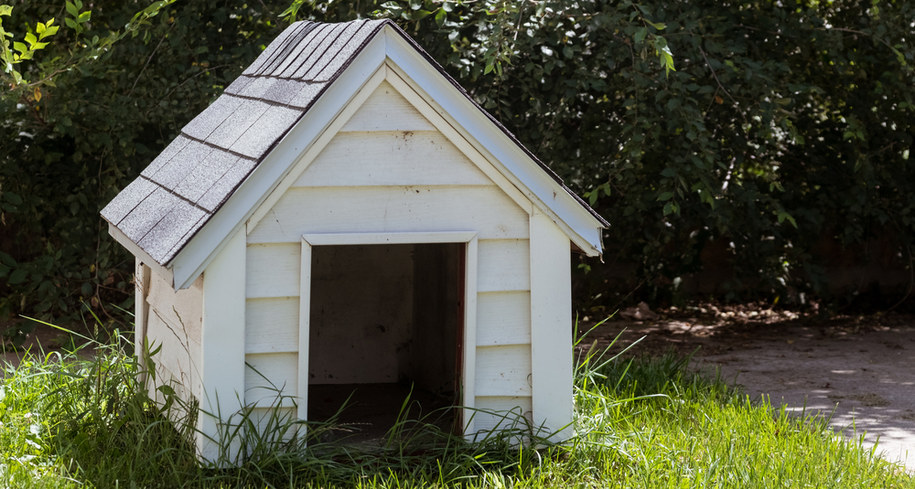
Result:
[307, 243, 464, 441]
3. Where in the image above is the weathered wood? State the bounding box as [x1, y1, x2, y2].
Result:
[474, 344, 532, 397]
[475, 291, 531, 346]
[529, 210, 573, 441]
[135, 259, 151, 389]
[247, 186, 529, 244]
[295, 131, 492, 187]
[246, 243, 300, 298]
[148, 271, 204, 344]
[477, 239, 530, 293]
[146, 309, 202, 398]
[245, 297, 298, 354]
[245, 352, 299, 407]
[340, 80, 435, 132]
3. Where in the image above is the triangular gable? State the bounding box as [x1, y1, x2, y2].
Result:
[102, 19, 607, 289]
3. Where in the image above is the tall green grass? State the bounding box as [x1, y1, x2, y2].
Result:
[0, 325, 911, 488]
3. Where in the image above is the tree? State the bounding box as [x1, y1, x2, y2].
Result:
[2, 0, 912, 326]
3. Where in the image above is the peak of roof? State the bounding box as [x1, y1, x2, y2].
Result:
[102, 18, 606, 279]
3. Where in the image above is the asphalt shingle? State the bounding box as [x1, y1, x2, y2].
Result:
[138, 201, 208, 263]
[181, 95, 244, 141]
[100, 177, 158, 225]
[229, 105, 303, 159]
[204, 99, 271, 150]
[140, 135, 191, 179]
[147, 139, 214, 190]
[173, 150, 240, 203]
[117, 188, 181, 244]
[197, 157, 257, 212]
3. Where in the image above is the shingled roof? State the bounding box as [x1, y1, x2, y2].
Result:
[102, 18, 607, 284]
[101, 20, 389, 264]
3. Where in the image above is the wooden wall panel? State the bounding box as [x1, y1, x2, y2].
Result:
[477, 239, 530, 292]
[472, 395, 533, 434]
[246, 407, 299, 440]
[247, 186, 528, 244]
[340, 81, 435, 132]
[244, 352, 299, 407]
[245, 297, 298, 354]
[146, 311, 202, 399]
[295, 131, 492, 187]
[475, 291, 531, 346]
[246, 243, 300, 298]
[473, 344, 531, 397]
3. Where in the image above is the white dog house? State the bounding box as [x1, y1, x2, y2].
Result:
[101, 19, 607, 459]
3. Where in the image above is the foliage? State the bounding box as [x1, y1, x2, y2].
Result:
[1, 323, 910, 487]
[0, 0, 290, 320]
[364, 0, 915, 306]
[2, 0, 914, 320]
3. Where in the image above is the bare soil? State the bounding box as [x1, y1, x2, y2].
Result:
[582, 304, 915, 472]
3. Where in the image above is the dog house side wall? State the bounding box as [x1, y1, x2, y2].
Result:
[242, 82, 534, 432]
[140, 265, 204, 418]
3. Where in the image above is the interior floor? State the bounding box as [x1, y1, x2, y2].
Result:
[308, 383, 456, 443]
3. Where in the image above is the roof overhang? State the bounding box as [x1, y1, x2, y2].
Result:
[113, 22, 606, 290]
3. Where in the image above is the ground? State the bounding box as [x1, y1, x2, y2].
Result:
[4, 307, 914, 472]
[582, 303, 915, 471]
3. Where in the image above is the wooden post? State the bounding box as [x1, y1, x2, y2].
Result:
[199, 230, 246, 463]
[529, 210, 574, 441]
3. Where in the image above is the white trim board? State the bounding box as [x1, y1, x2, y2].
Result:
[298, 231, 479, 435]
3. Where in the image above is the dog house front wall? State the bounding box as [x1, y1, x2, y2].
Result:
[241, 79, 543, 435]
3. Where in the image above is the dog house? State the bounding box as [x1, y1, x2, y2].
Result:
[101, 19, 607, 460]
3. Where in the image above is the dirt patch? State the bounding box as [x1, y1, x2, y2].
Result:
[581, 305, 915, 472]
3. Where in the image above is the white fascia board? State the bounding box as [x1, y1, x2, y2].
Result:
[382, 26, 605, 257]
[169, 34, 388, 290]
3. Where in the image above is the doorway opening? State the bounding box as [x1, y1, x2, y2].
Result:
[306, 242, 464, 441]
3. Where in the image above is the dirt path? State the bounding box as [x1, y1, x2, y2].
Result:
[584, 306, 915, 472]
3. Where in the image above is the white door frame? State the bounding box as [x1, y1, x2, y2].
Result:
[298, 231, 479, 433]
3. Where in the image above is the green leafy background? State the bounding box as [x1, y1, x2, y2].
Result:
[1, 0, 913, 324]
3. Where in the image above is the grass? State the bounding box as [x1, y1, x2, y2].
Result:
[0, 326, 912, 488]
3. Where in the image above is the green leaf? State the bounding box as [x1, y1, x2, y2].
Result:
[0, 5, 12, 16]
[634, 27, 647, 46]
[13, 41, 26, 54]
[777, 210, 797, 228]
[65, 17, 77, 29]
[78, 10, 91, 22]
[434, 7, 446, 27]
[8, 267, 27, 285]
[662, 201, 678, 216]
[657, 191, 674, 201]
[65, 1, 79, 17]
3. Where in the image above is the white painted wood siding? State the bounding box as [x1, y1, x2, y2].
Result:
[473, 396, 533, 434]
[247, 187, 527, 244]
[529, 210, 574, 441]
[242, 77, 536, 434]
[340, 81, 435, 132]
[476, 291, 531, 346]
[245, 352, 299, 407]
